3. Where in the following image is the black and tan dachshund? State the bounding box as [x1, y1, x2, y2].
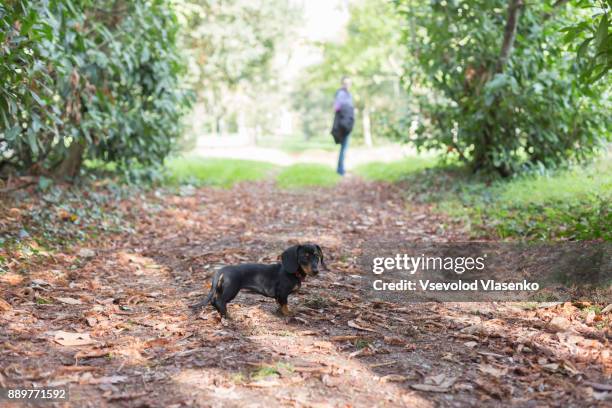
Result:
[191, 244, 325, 318]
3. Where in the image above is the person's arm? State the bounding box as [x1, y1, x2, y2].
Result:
[333, 90, 342, 112]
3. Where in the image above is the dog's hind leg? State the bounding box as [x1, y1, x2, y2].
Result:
[190, 272, 221, 312]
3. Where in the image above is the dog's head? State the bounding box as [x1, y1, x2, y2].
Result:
[281, 244, 325, 278]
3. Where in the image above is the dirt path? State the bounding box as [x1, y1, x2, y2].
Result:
[190, 143, 418, 168]
[1, 179, 610, 407]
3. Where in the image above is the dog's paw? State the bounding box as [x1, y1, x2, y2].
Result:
[278, 304, 292, 317]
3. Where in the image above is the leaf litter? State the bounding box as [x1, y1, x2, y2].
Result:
[0, 179, 610, 406]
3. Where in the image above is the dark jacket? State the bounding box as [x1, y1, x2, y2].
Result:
[331, 88, 354, 144]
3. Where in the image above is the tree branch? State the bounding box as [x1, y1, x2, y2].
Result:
[496, 0, 524, 73]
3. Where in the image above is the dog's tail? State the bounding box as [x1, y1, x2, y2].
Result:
[190, 272, 222, 312]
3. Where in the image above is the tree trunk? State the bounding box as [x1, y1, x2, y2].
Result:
[496, 0, 524, 73]
[473, 0, 524, 175]
[362, 105, 372, 147]
[55, 139, 85, 180]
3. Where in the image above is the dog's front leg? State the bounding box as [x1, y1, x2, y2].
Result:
[276, 296, 291, 316]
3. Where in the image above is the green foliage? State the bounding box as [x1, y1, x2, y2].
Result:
[293, 0, 408, 143]
[164, 156, 276, 187]
[561, 0, 612, 83]
[276, 163, 340, 189]
[396, 0, 611, 175]
[0, 0, 191, 179]
[178, 0, 298, 137]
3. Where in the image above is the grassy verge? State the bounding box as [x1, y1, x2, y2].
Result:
[359, 155, 611, 241]
[355, 155, 438, 182]
[164, 157, 341, 189]
[164, 156, 277, 188]
[276, 163, 340, 189]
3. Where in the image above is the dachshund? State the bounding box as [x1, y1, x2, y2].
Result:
[191, 244, 324, 318]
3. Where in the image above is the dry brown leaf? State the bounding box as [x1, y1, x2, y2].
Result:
[548, 316, 571, 332]
[347, 319, 377, 333]
[585, 381, 612, 392]
[381, 374, 408, 383]
[74, 349, 110, 360]
[383, 336, 406, 346]
[322, 374, 342, 387]
[55, 297, 82, 305]
[542, 363, 560, 372]
[330, 335, 362, 342]
[86, 375, 127, 385]
[53, 331, 97, 346]
[410, 383, 452, 393]
[475, 377, 510, 399]
[246, 379, 281, 388]
[479, 364, 508, 378]
[0, 298, 12, 311]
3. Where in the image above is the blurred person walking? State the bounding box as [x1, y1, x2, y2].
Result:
[331, 76, 355, 176]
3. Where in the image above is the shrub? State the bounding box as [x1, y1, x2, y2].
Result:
[0, 0, 192, 180]
[396, 0, 611, 175]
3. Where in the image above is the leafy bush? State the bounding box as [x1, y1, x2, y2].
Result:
[562, 0, 611, 83]
[0, 0, 191, 180]
[396, 0, 611, 175]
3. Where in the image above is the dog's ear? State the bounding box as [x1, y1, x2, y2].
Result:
[281, 245, 300, 274]
[315, 245, 327, 270]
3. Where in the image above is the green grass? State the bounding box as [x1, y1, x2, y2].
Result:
[398, 157, 612, 241]
[355, 155, 439, 182]
[276, 163, 340, 189]
[164, 156, 277, 188]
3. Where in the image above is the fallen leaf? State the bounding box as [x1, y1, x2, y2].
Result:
[330, 335, 362, 342]
[479, 364, 508, 378]
[246, 379, 281, 388]
[475, 377, 510, 399]
[381, 374, 408, 383]
[548, 316, 571, 332]
[584, 381, 612, 392]
[463, 341, 478, 348]
[86, 375, 127, 385]
[0, 298, 12, 311]
[348, 320, 377, 332]
[78, 248, 96, 259]
[383, 336, 405, 346]
[74, 349, 110, 360]
[322, 374, 342, 387]
[585, 310, 596, 324]
[53, 331, 97, 346]
[410, 383, 452, 393]
[56, 297, 82, 305]
[601, 304, 612, 314]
